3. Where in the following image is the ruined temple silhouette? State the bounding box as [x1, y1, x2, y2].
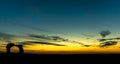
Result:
[6, 43, 24, 54]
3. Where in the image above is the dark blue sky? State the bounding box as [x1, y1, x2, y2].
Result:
[0, 0, 120, 41]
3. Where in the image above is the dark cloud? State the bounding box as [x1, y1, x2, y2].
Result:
[99, 41, 117, 47]
[72, 42, 91, 47]
[113, 37, 120, 40]
[27, 34, 90, 46]
[19, 41, 66, 46]
[99, 30, 111, 38]
[3, 40, 66, 46]
[17, 41, 33, 45]
[98, 39, 107, 42]
[50, 36, 68, 41]
[27, 34, 68, 42]
[28, 34, 49, 40]
[98, 37, 120, 42]
[98, 37, 120, 47]
[0, 32, 85, 46]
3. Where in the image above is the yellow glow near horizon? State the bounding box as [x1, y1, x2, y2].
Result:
[1, 44, 120, 54]
[1, 38, 120, 54]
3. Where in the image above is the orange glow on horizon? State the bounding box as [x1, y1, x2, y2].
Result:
[1, 41, 120, 54]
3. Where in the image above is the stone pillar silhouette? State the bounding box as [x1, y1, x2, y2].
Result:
[6, 43, 24, 54]
[6, 43, 15, 54]
[17, 45, 24, 54]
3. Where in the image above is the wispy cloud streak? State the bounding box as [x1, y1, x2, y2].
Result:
[20, 41, 66, 46]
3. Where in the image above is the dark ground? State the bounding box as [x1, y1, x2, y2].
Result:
[0, 53, 120, 64]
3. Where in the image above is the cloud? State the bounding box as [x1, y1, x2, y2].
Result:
[98, 37, 120, 47]
[27, 34, 90, 46]
[99, 41, 117, 47]
[98, 39, 107, 41]
[28, 34, 49, 40]
[0, 32, 16, 41]
[99, 30, 111, 38]
[27, 34, 68, 42]
[17, 41, 33, 45]
[50, 36, 68, 41]
[0, 32, 86, 46]
[0, 32, 68, 46]
[19, 41, 66, 46]
[98, 37, 120, 42]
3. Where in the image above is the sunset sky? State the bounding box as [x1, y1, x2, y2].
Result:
[1, 0, 120, 54]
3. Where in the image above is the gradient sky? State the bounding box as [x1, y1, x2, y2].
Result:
[0, 0, 120, 37]
[1, 0, 120, 53]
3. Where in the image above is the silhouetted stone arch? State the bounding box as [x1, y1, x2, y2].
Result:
[6, 43, 24, 54]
